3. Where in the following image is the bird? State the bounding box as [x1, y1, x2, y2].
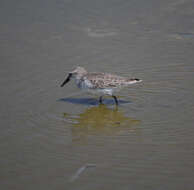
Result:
[60, 66, 142, 105]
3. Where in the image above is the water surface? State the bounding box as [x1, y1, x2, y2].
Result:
[1, 0, 194, 189]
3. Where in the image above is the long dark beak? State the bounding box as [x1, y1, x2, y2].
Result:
[60, 73, 72, 87]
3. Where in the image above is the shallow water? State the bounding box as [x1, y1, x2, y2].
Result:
[1, 0, 194, 189]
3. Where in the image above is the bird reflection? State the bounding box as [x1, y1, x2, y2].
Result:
[63, 105, 140, 144]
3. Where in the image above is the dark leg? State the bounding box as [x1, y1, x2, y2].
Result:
[112, 95, 118, 105]
[99, 96, 103, 104]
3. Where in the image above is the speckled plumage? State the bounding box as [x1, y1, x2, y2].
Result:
[85, 72, 140, 88]
[60, 67, 142, 105]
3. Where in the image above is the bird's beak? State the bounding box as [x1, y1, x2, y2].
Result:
[60, 73, 72, 87]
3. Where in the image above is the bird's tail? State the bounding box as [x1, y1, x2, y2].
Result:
[126, 78, 142, 84]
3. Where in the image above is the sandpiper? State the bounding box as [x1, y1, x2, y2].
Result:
[60, 66, 142, 105]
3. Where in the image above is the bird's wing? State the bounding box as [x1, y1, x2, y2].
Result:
[86, 73, 125, 88]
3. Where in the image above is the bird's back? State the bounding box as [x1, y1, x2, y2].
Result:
[84, 72, 138, 89]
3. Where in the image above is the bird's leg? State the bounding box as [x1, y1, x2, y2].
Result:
[112, 95, 118, 105]
[99, 96, 103, 104]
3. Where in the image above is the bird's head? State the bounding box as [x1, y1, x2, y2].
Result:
[60, 66, 87, 87]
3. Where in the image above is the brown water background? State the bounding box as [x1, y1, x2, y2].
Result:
[1, 0, 194, 189]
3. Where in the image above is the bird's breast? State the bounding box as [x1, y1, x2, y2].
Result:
[75, 78, 93, 89]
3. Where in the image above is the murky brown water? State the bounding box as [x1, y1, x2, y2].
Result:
[1, 0, 194, 189]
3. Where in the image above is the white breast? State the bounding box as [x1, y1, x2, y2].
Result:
[75, 78, 93, 89]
